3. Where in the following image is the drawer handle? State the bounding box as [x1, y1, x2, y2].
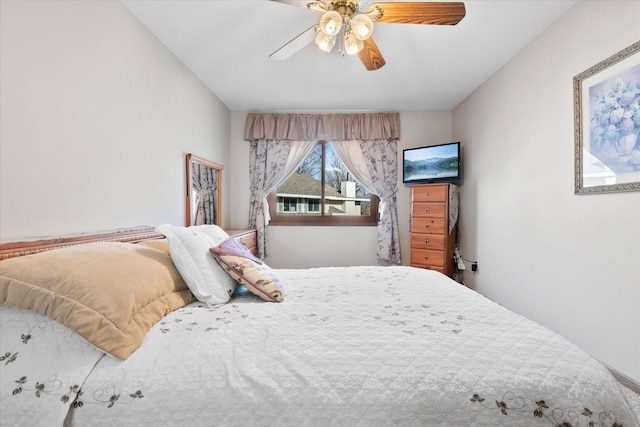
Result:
[424, 208, 430, 212]
[424, 256, 429, 260]
[424, 240, 429, 244]
[425, 192, 431, 196]
[425, 224, 430, 228]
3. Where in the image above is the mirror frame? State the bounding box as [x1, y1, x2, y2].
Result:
[186, 153, 224, 227]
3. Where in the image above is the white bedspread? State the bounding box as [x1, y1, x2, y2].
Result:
[0, 305, 105, 426]
[2, 266, 638, 426]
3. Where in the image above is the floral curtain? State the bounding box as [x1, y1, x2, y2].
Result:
[359, 140, 401, 264]
[192, 162, 218, 225]
[245, 112, 401, 263]
[248, 139, 316, 258]
[332, 140, 401, 264]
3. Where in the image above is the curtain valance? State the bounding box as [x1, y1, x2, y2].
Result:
[244, 112, 400, 142]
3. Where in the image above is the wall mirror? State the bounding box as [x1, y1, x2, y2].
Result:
[186, 153, 223, 227]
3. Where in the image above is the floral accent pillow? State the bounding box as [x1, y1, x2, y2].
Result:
[209, 238, 284, 303]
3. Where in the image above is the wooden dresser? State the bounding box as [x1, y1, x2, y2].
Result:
[225, 229, 257, 255]
[410, 184, 457, 277]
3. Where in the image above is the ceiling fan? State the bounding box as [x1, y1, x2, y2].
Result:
[268, 0, 466, 71]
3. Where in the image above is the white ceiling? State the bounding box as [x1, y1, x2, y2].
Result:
[121, 0, 577, 112]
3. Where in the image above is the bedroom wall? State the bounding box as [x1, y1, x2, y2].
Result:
[452, 0, 640, 382]
[0, 0, 231, 243]
[228, 110, 452, 268]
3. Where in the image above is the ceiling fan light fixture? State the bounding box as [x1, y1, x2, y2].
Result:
[320, 10, 342, 36]
[306, 1, 328, 13]
[350, 14, 373, 40]
[315, 31, 336, 53]
[343, 28, 364, 55]
[268, 0, 466, 71]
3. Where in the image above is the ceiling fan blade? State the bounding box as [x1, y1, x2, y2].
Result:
[269, 25, 318, 61]
[358, 37, 386, 71]
[368, 2, 466, 25]
[268, 0, 328, 9]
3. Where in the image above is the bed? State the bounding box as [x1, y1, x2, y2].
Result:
[1, 225, 638, 427]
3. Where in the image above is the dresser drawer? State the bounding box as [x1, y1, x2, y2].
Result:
[411, 202, 446, 219]
[411, 218, 446, 234]
[225, 229, 257, 255]
[411, 184, 448, 203]
[411, 233, 446, 250]
[410, 249, 445, 267]
[238, 232, 256, 252]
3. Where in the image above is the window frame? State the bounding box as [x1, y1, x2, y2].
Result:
[267, 142, 379, 226]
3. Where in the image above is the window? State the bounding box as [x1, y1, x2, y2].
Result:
[268, 142, 379, 226]
[307, 199, 320, 212]
[282, 197, 297, 212]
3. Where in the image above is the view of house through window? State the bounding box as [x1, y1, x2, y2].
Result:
[269, 142, 378, 225]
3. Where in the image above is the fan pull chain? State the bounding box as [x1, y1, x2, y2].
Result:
[338, 29, 345, 57]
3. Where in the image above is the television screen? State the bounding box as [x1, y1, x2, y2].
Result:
[402, 142, 461, 184]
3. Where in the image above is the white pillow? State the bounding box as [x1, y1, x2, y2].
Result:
[155, 224, 236, 306]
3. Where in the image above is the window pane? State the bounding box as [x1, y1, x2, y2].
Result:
[324, 144, 370, 217]
[272, 142, 377, 225]
[283, 197, 297, 212]
[307, 199, 320, 212]
[275, 144, 322, 216]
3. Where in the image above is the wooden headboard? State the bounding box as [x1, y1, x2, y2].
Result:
[0, 226, 164, 260]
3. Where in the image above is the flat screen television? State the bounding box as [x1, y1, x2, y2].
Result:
[402, 141, 461, 184]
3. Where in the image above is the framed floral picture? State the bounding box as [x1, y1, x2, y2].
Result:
[574, 41, 640, 194]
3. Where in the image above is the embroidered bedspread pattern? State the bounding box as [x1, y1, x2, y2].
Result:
[1, 266, 637, 426]
[65, 266, 636, 427]
[0, 305, 105, 426]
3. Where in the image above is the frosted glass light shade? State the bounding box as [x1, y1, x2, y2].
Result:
[343, 30, 364, 55]
[320, 11, 342, 36]
[315, 32, 336, 53]
[350, 14, 373, 40]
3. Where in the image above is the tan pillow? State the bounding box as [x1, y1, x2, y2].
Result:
[0, 242, 195, 359]
[209, 238, 284, 303]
